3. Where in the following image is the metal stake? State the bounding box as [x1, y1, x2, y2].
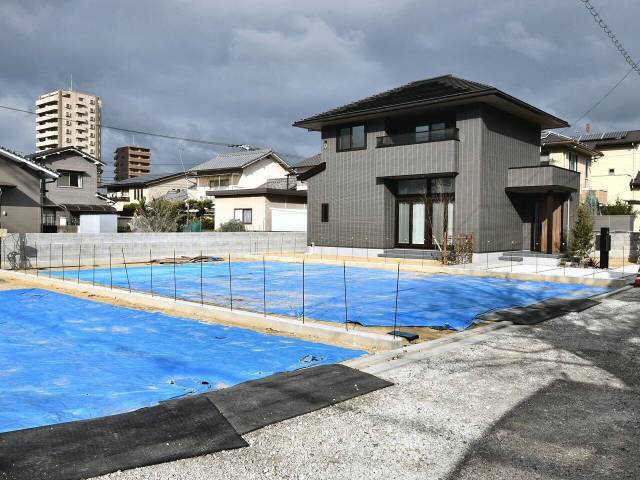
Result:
[122, 248, 131, 293]
[77, 244, 82, 283]
[109, 246, 113, 289]
[343, 260, 348, 330]
[92, 244, 96, 286]
[228, 253, 233, 310]
[200, 249, 204, 305]
[393, 262, 400, 339]
[262, 255, 267, 316]
[61, 244, 65, 281]
[150, 248, 153, 297]
[302, 259, 305, 324]
[173, 249, 177, 300]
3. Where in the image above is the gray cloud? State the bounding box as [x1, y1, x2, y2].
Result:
[1, 0, 639, 181]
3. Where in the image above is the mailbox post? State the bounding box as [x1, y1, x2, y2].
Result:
[599, 227, 611, 269]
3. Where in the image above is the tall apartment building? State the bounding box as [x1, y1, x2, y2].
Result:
[113, 146, 152, 180]
[35, 90, 102, 159]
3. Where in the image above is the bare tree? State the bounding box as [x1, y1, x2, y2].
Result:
[130, 198, 178, 232]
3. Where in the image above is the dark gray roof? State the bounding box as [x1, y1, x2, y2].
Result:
[26, 146, 106, 166]
[631, 171, 640, 190]
[293, 153, 321, 168]
[102, 172, 186, 188]
[294, 74, 568, 130]
[258, 177, 297, 190]
[190, 149, 291, 172]
[577, 129, 640, 147]
[541, 131, 602, 156]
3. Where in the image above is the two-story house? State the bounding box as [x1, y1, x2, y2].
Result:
[26, 147, 116, 232]
[0, 146, 58, 233]
[294, 74, 579, 255]
[540, 131, 603, 202]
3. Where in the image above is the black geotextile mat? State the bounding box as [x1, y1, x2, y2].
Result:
[477, 297, 601, 325]
[0, 395, 248, 480]
[204, 364, 393, 435]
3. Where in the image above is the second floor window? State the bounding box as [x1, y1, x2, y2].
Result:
[58, 171, 83, 188]
[337, 124, 366, 151]
[416, 122, 446, 142]
[569, 153, 578, 171]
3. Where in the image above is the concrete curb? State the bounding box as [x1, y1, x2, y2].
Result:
[0, 270, 403, 352]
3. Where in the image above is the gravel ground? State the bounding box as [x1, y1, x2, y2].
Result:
[97, 288, 640, 480]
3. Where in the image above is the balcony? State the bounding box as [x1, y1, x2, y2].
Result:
[376, 127, 459, 148]
[507, 165, 580, 193]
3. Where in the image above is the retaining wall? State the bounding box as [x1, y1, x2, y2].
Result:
[0, 232, 307, 269]
[594, 231, 640, 261]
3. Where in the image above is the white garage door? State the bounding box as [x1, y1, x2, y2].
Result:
[271, 208, 307, 232]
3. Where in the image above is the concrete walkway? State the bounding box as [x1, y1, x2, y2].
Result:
[97, 288, 640, 480]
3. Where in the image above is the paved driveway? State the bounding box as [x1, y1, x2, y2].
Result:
[98, 288, 640, 480]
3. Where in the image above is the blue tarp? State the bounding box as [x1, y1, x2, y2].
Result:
[52, 261, 608, 329]
[0, 288, 365, 433]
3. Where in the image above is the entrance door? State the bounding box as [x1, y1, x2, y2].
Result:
[531, 195, 564, 254]
[396, 199, 427, 248]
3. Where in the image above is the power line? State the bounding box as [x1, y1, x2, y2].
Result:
[0, 103, 307, 159]
[579, 0, 640, 77]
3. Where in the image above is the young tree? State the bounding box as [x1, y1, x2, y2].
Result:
[130, 199, 178, 232]
[569, 203, 594, 262]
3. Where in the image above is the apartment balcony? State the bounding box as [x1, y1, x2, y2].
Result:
[38, 138, 59, 148]
[36, 131, 57, 140]
[376, 127, 459, 148]
[37, 103, 58, 114]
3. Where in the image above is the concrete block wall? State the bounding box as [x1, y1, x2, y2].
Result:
[595, 231, 640, 261]
[0, 232, 307, 269]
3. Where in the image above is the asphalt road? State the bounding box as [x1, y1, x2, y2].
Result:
[97, 287, 640, 480]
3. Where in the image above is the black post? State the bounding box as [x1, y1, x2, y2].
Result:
[109, 246, 113, 289]
[200, 249, 204, 305]
[600, 227, 611, 269]
[393, 263, 400, 339]
[77, 244, 82, 284]
[343, 261, 348, 330]
[61, 244, 65, 281]
[262, 255, 266, 316]
[122, 248, 131, 293]
[150, 248, 154, 297]
[173, 249, 177, 301]
[228, 253, 233, 310]
[302, 259, 305, 324]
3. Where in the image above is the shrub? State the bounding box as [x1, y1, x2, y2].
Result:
[120, 203, 138, 217]
[217, 219, 245, 232]
[599, 199, 636, 217]
[130, 199, 178, 232]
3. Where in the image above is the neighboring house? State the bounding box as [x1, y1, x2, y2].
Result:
[102, 172, 196, 211]
[0, 146, 58, 233]
[26, 147, 116, 233]
[576, 130, 640, 219]
[213, 177, 307, 231]
[291, 154, 321, 177]
[540, 131, 603, 202]
[189, 149, 294, 198]
[293, 74, 577, 255]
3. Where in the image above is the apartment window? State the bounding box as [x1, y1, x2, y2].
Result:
[90, 116, 95, 121]
[90, 124, 95, 130]
[569, 152, 578, 171]
[90, 133, 95, 138]
[58, 171, 83, 188]
[66, 138, 71, 143]
[65, 103, 71, 109]
[79, 97, 84, 101]
[65, 112, 71, 118]
[234, 208, 252, 225]
[90, 108, 95, 113]
[337, 124, 366, 151]
[321, 203, 329, 222]
[66, 129, 71, 134]
[90, 141, 95, 146]
[609, 168, 615, 175]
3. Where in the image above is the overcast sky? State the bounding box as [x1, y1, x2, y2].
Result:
[1, 0, 639, 181]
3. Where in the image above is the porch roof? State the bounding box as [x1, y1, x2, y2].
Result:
[506, 165, 580, 194]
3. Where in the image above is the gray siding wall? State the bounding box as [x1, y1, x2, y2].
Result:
[307, 104, 542, 252]
[41, 154, 103, 205]
[479, 106, 541, 251]
[0, 158, 42, 233]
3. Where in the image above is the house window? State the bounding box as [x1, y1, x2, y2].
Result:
[133, 188, 144, 200]
[58, 171, 83, 188]
[569, 152, 578, 171]
[234, 208, 252, 224]
[321, 203, 329, 222]
[609, 168, 615, 175]
[337, 124, 366, 151]
[416, 122, 446, 142]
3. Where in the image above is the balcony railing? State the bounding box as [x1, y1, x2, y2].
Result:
[376, 127, 459, 148]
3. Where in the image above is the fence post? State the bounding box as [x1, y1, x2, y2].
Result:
[302, 259, 305, 324]
[228, 253, 233, 310]
[35, 243, 38, 276]
[262, 255, 266, 317]
[535, 243, 539, 274]
[343, 260, 348, 331]
[0, 236, 2, 270]
[49, 242, 52, 278]
[393, 262, 400, 339]
[280, 233, 284, 255]
[77, 244, 82, 283]
[173, 249, 177, 301]
[200, 249, 204, 305]
[61, 244, 65, 281]
[122, 248, 131, 293]
[92, 244, 96, 286]
[150, 247, 153, 297]
[22, 240, 27, 274]
[623, 242, 625, 274]
[109, 246, 113, 290]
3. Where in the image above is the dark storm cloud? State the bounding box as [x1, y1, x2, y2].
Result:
[1, 0, 639, 179]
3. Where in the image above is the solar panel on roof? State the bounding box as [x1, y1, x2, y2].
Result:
[579, 133, 601, 141]
[602, 131, 628, 139]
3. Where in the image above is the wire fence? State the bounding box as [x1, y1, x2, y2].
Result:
[0, 233, 632, 335]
